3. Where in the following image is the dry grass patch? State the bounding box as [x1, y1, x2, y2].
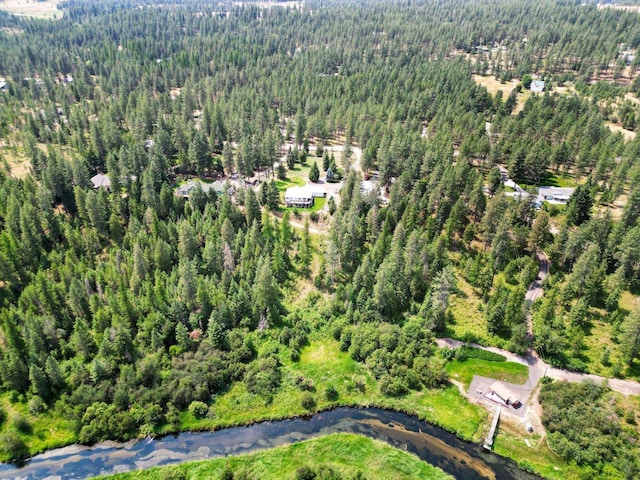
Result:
[605, 121, 636, 141]
[0, 0, 62, 19]
[472, 74, 519, 96]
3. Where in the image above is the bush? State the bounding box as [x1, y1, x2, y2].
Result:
[28, 396, 47, 415]
[296, 466, 317, 480]
[0, 431, 29, 461]
[290, 348, 301, 362]
[0, 406, 6, 425]
[11, 414, 32, 434]
[295, 375, 315, 392]
[188, 401, 209, 419]
[379, 376, 408, 397]
[353, 377, 366, 393]
[301, 392, 316, 410]
[324, 384, 338, 401]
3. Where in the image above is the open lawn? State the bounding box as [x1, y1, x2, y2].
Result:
[472, 74, 529, 114]
[101, 433, 452, 480]
[538, 172, 577, 188]
[0, 395, 76, 462]
[446, 358, 529, 389]
[0, 0, 62, 18]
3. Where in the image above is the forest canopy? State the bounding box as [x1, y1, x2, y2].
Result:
[0, 0, 640, 476]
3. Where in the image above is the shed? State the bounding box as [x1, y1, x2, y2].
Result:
[489, 382, 521, 407]
[530, 80, 545, 93]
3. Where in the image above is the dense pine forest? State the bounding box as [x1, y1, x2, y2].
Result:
[1, 0, 640, 478]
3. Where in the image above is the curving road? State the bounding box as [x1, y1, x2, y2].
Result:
[436, 249, 640, 437]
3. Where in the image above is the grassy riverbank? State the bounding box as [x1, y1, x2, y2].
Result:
[173, 338, 486, 441]
[100, 433, 452, 480]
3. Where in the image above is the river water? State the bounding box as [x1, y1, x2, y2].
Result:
[0, 407, 539, 479]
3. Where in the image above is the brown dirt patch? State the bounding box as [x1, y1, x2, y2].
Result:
[473, 75, 520, 96]
[605, 122, 636, 141]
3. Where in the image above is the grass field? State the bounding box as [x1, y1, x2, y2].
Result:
[538, 172, 577, 188]
[446, 358, 529, 389]
[101, 433, 452, 480]
[0, 395, 76, 461]
[494, 427, 574, 480]
[445, 272, 503, 346]
[0, 0, 61, 19]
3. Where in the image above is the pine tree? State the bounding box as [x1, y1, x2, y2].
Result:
[309, 161, 320, 182]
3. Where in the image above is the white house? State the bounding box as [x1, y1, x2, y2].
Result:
[284, 184, 326, 208]
[536, 186, 574, 207]
[175, 179, 229, 198]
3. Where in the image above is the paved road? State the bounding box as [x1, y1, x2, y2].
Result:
[436, 249, 640, 433]
[525, 250, 550, 337]
[436, 337, 640, 397]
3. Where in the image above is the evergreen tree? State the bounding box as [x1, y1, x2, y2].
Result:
[309, 162, 320, 182]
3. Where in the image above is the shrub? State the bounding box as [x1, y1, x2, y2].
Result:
[324, 384, 338, 401]
[296, 466, 317, 480]
[379, 376, 408, 397]
[188, 401, 208, 419]
[28, 396, 47, 415]
[11, 414, 32, 434]
[290, 348, 300, 362]
[0, 406, 6, 425]
[301, 392, 316, 410]
[0, 431, 28, 461]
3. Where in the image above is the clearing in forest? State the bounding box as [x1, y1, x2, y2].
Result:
[0, 0, 61, 19]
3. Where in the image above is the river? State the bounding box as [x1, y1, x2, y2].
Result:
[0, 407, 539, 479]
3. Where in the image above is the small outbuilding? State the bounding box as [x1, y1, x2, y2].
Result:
[530, 80, 545, 93]
[488, 382, 521, 408]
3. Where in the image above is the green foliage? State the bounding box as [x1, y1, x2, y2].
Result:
[309, 162, 320, 183]
[455, 347, 506, 363]
[188, 401, 209, 419]
[0, 431, 28, 462]
[301, 392, 316, 410]
[540, 382, 640, 477]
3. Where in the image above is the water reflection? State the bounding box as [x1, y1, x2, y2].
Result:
[0, 408, 540, 479]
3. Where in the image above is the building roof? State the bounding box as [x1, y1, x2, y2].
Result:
[91, 173, 111, 189]
[489, 382, 519, 404]
[530, 80, 545, 92]
[176, 179, 226, 197]
[536, 186, 574, 204]
[285, 184, 326, 200]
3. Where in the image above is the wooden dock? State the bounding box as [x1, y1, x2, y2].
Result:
[483, 406, 501, 451]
